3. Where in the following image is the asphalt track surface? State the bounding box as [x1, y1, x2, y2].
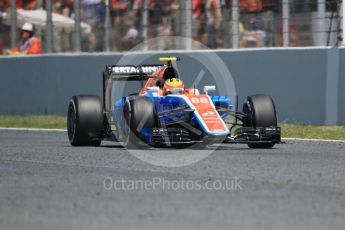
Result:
[1, 130, 345, 230]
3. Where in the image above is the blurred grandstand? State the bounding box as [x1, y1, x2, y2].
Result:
[0, 0, 343, 54]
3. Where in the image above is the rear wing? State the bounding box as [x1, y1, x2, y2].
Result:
[104, 65, 164, 81]
[103, 64, 164, 112]
[103, 57, 179, 112]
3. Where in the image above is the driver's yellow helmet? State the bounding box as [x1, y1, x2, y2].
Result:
[163, 78, 185, 95]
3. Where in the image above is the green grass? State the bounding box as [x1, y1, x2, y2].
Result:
[0, 115, 66, 129]
[0, 115, 344, 141]
[280, 123, 345, 141]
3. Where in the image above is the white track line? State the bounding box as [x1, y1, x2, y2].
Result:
[1, 127, 344, 143]
[0, 127, 66, 132]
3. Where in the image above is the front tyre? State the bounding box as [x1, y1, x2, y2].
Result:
[243, 94, 277, 149]
[67, 95, 103, 146]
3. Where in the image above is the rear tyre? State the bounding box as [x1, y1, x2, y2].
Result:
[242, 94, 277, 149]
[123, 97, 156, 149]
[67, 95, 103, 146]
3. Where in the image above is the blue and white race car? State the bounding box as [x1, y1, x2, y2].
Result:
[67, 57, 281, 148]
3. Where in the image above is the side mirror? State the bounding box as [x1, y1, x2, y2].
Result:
[203, 86, 216, 95]
[146, 87, 160, 96]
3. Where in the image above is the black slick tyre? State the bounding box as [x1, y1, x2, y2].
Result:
[67, 95, 103, 146]
[123, 96, 155, 149]
[242, 94, 277, 149]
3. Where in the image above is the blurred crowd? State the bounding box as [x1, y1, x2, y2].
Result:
[0, 0, 279, 54]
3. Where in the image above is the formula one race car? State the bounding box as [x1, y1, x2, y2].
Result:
[67, 57, 281, 148]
